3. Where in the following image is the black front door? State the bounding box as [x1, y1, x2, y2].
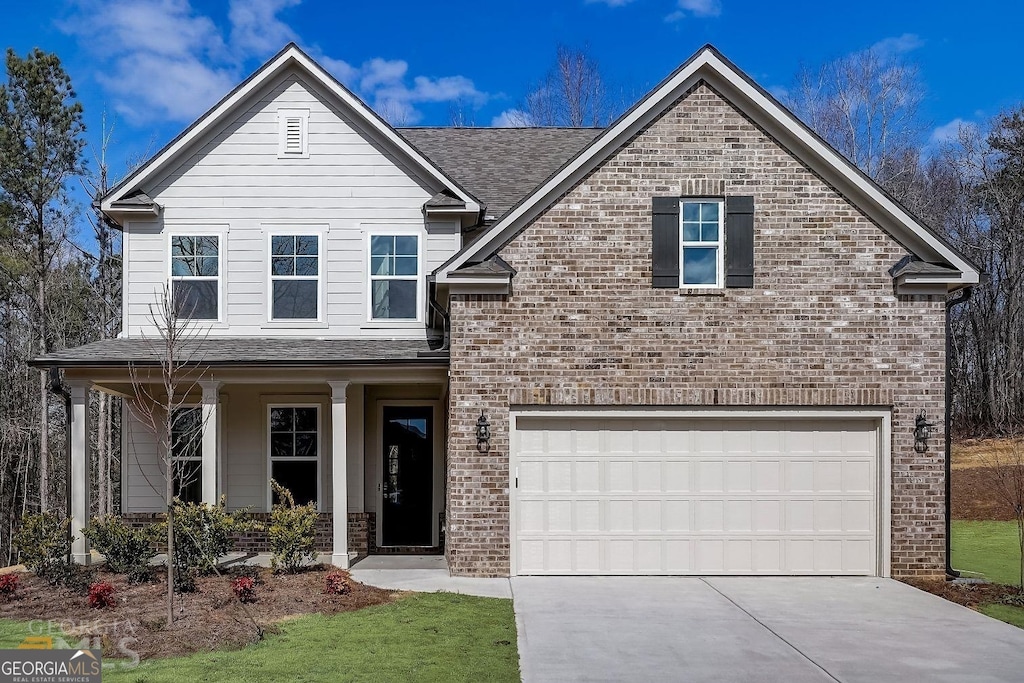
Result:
[381, 406, 433, 546]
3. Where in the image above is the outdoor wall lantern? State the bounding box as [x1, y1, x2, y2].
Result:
[914, 411, 936, 453]
[476, 412, 491, 453]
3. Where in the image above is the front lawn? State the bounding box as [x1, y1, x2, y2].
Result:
[951, 520, 1022, 586]
[94, 592, 518, 683]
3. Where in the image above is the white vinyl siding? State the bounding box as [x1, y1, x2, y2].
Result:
[123, 68, 458, 338]
[511, 414, 882, 576]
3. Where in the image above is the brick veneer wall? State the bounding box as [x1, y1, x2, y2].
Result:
[122, 511, 374, 559]
[445, 81, 947, 578]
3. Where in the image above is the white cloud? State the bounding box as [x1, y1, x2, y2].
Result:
[228, 0, 300, 55]
[585, 0, 637, 6]
[870, 33, 924, 59]
[491, 109, 533, 127]
[929, 118, 967, 145]
[61, 0, 488, 126]
[666, 0, 721, 21]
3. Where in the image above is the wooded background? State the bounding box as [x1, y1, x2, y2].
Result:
[0, 45, 1020, 565]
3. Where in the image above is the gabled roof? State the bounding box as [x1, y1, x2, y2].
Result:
[399, 127, 602, 219]
[435, 45, 980, 291]
[101, 43, 479, 220]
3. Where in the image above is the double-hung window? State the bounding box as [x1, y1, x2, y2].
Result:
[271, 235, 320, 320]
[680, 200, 724, 287]
[170, 407, 202, 504]
[171, 235, 219, 319]
[269, 406, 319, 507]
[369, 234, 419, 320]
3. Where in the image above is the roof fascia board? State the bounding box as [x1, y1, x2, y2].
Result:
[103, 44, 478, 213]
[437, 47, 979, 287]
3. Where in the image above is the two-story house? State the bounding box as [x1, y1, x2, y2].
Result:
[36, 44, 979, 578]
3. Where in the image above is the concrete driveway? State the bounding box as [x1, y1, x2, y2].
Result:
[512, 577, 1024, 682]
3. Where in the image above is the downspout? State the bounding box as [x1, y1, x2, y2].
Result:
[426, 276, 450, 352]
[946, 287, 972, 579]
[47, 367, 73, 565]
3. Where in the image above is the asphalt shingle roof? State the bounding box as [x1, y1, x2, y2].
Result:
[398, 127, 603, 219]
[32, 337, 446, 368]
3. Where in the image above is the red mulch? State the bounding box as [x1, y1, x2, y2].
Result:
[951, 466, 1016, 521]
[0, 565, 395, 660]
[902, 577, 1022, 610]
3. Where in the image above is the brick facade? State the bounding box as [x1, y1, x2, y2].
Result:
[445, 82, 947, 578]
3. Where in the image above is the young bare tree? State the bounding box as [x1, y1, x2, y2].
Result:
[517, 45, 614, 127]
[127, 286, 208, 625]
[979, 434, 1024, 589]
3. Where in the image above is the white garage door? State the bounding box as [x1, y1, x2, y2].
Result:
[511, 415, 882, 576]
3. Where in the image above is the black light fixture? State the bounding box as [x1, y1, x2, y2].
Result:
[914, 411, 936, 453]
[476, 412, 491, 453]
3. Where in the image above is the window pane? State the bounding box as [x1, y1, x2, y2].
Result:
[295, 235, 318, 255]
[370, 255, 390, 276]
[171, 408, 201, 460]
[393, 255, 418, 276]
[272, 257, 294, 276]
[394, 235, 417, 256]
[372, 280, 416, 319]
[174, 460, 203, 504]
[173, 281, 218, 319]
[195, 255, 218, 276]
[682, 203, 700, 221]
[701, 221, 719, 242]
[700, 202, 719, 222]
[294, 256, 318, 276]
[272, 235, 294, 256]
[273, 280, 318, 319]
[270, 407, 291, 433]
[170, 236, 190, 257]
[682, 247, 718, 285]
[682, 222, 700, 242]
[271, 432, 294, 457]
[295, 433, 317, 457]
[370, 235, 393, 256]
[171, 257, 196, 276]
[196, 236, 219, 256]
[271, 461, 317, 506]
[293, 407, 317, 432]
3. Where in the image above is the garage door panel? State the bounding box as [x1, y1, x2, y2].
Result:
[513, 416, 880, 576]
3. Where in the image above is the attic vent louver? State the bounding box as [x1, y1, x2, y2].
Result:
[278, 108, 309, 158]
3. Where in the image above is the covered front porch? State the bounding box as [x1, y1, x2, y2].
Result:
[38, 337, 449, 569]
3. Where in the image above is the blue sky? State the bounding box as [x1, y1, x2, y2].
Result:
[2, 0, 1023, 198]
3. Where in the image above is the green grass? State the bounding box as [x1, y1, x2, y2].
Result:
[951, 520, 1023, 586]
[979, 603, 1024, 628]
[98, 592, 519, 683]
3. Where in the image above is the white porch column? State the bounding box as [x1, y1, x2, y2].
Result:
[199, 380, 221, 505]
[327, 381, 349, 568]
[68, 381, 91, 564]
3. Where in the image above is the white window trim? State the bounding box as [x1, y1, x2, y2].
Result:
[170, 405, 203, 503]
[365, 228, 424, 325]
[266, 231, 323, 323]
[266, 403, 322, 512]
[277, 108, 310, 159]
[168, 231, 225, 323]
[679, 198, 725, 289]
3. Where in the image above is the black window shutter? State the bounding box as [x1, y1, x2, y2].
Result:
[652, 197, 680, 288]
[725, 196, 755, 288]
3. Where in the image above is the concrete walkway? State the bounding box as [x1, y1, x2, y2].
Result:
[512, 576, 1024, 683]
[349, 555, 512, 599]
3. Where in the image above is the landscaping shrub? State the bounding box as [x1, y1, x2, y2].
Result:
[82, 515, 159, 583]
[324, 570, 350, 595]
[267, 480, 318, 574]
[231, 576, 257, 603]
[12, 512, 71, 577]
[171, 497, 249, 592]
[87, 581, 116, 609]
[0, 574, 19, 599]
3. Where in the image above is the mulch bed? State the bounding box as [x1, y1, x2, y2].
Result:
[903, 577, 1023, 610]
[0, 565, 395, 660]
[951, 466, 1016, 520]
